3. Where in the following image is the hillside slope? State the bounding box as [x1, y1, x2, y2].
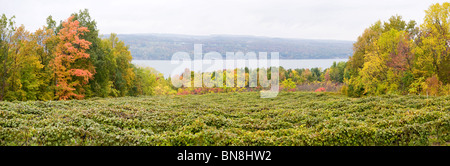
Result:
[1, 92, 448, 146]
[113, 34, 354, 60]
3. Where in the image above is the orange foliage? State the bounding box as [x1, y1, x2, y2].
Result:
[315, 87, 326, 92]
[52, 16, 94, 100]
[425, 75, 441, 96]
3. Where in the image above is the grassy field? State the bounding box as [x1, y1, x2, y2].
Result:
[0, 92, 449, 146]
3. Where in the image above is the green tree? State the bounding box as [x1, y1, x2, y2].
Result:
[329, 61, 346, 83]
[281, 78, 296, 91]
[0, 14, 15, 101]
[130, 66, 157, 96]
[344, 14, 418, 96]
[346, 21, 383, 79]
[33, 25, 59, 100]
[70, 9, 104, 97]
[4, 26, 45, 101]
[414, 2, 450, 84]
[102, 33, 135, 96]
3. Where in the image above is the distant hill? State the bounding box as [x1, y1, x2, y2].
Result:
[113, 34, 354, 60]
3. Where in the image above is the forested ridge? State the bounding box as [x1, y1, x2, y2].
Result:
[116, 34, 353, 60]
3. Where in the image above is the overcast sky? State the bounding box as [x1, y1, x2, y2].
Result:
[1, 0, 446, 41]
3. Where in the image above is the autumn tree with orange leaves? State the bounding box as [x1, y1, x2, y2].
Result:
[52, 16, 94, 100]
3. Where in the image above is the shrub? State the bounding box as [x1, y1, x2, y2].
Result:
[315, 87, 326, 92]
[0, 92, 448, 146]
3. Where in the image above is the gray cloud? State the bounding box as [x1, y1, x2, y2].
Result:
[1, 0, 446, 41]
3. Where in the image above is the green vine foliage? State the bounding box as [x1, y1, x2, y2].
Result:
[0, 92, 448, 146]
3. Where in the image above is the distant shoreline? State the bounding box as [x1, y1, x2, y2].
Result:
[112, 33, 353, 60]
[132, 58, 348, 78]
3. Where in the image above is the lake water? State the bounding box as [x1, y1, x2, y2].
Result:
[132, 59, 348, 78]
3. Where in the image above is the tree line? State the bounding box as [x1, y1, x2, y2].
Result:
[1, 3, 448, 101]
[0, 9, 173, 101]
[170, 3, 450, 97]
[168, 63, 345, 95]
[1, 8, 340, 101]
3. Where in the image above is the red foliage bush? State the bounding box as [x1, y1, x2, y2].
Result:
[315, 87, 326, 92]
